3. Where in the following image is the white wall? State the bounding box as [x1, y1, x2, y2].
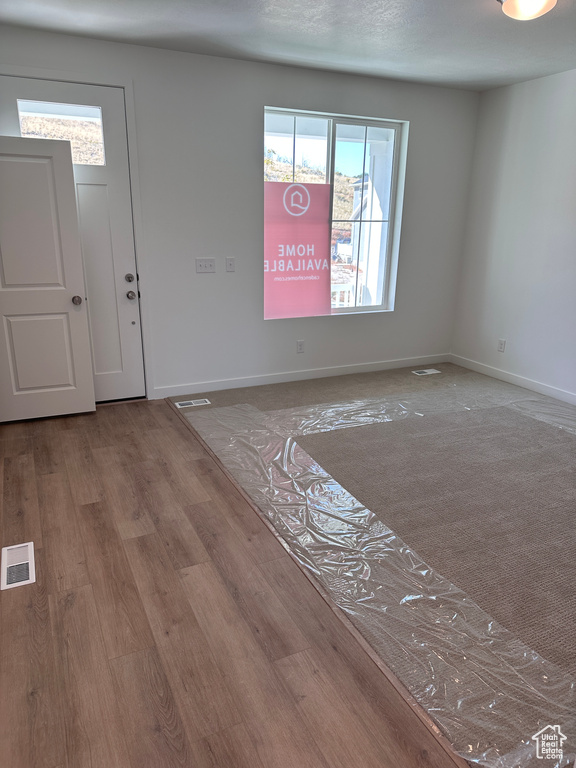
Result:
[452, 69, 576, 404]
[0, 25, 479, 397]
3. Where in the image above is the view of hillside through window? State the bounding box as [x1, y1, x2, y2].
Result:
[18, 100, 105, 165]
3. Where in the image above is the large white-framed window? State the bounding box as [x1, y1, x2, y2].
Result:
[264, 107, 408, 318]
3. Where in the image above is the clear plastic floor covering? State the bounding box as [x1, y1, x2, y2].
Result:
[185, 373, 576, 768]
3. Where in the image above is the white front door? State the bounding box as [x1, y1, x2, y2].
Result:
[0, 76, 146, 402]
[0, 136, 95, 422]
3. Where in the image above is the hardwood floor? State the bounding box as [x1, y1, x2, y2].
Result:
[0, 400, 466, 768]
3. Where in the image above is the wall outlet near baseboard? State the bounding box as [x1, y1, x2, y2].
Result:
[497, 339, 506, 353]
[296, 340, 305, 354]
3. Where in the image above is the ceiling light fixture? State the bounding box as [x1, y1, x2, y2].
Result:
[496, 0, 557, 20]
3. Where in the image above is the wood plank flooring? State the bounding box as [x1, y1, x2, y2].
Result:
[0, 400, 467, 768]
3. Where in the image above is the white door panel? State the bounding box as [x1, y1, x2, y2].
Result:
[0, 76, 145, 402]
[77, 183, 124, 375]
[0, 136, 95, 421]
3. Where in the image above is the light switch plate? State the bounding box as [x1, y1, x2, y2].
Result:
[196, 258, 216, 273]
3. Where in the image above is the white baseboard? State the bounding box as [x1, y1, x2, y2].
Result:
[449, 354, 576, 406]
[150, 353, 451, 399]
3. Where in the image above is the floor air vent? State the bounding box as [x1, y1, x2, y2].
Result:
[1, 542, 36, 590]
[175, 398, 211, 408]
[412, 368, 442, 376]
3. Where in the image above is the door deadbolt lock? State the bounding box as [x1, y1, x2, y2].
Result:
[126, 290, 137, 300]
[125, 273, 135, 282]
[72, 295, 83, 305]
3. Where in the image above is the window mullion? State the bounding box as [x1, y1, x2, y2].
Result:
[382, 126, 399, 309]
[327, 119, 337, 310]
[292, 115, 296, 182]
[353, 125, 368, 308]
[326, 119, 334, 184]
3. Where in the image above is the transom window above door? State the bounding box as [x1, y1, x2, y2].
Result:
[17, 100, 106, 166]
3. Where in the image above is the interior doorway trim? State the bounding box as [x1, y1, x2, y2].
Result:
[0, 63, 153, 401]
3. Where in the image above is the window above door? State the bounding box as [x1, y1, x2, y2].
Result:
[17, 100, 106, 166]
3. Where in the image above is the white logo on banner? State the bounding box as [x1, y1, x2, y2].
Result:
[283, 184, 311, 216]
[532, 725, 567, 761]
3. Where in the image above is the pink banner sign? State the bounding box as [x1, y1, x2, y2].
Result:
[264, 182, 331, 319]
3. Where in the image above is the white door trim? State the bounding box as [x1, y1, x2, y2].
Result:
[0, 64, 153, 399]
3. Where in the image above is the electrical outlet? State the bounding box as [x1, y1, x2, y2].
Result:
[196, 258, 216, 273]
[497, 339, 506, 353]
[226, 257, 235, 273]
[296, 339, 305, 354]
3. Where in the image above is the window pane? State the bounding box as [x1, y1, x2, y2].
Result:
[356, 220, 390, 307]
[331, 222, 353, 264]
[333, 123, 366, 220]
[264, 112, 294, 181]
[17, 100, 105, 166]
[294, 116, 329, 184]
[331, 222, 358, 309]
[362, 126, 395, 221]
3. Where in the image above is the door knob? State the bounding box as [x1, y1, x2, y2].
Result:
[72, 295, 83, 305]
[125, 273, 135, 282]
[126, 290, 137, 300]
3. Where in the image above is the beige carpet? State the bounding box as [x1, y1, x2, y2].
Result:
[299, 405, 576, 679]
[171, 362, 470, 411]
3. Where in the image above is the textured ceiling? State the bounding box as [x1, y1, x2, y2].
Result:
[0, 0, 575, 89]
